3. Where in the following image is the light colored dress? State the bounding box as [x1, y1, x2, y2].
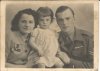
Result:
[31, 28, 63, 67]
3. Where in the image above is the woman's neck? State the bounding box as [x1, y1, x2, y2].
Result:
[19, 31, 28, 39]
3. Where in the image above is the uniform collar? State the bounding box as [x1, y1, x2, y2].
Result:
[59, 27, 84, 42]
[73, 27, 84, 42]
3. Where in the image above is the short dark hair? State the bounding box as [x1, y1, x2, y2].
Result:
[55, 6, 74, 17]
[11, 8, 38, 31]
[37, 7, 54, 22]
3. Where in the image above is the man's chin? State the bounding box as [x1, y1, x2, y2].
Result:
[62, 30, 68, 33]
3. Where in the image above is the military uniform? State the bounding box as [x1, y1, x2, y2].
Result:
[58, 28, 93, 68]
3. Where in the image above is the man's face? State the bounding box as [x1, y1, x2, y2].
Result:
[18, 13, 35, 34]
[56, 9, 75, 33]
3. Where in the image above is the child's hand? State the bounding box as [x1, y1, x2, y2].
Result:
[56, 51, 70, 64]
[38, 49, 44, 56]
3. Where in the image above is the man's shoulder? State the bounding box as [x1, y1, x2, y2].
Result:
[77, 28, 93, 39]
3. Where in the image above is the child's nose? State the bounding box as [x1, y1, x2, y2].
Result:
[43, 21, 47, 24]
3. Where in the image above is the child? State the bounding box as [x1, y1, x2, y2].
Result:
[29, 7, 64, 68]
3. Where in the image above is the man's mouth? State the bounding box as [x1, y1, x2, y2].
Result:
[23, 27, 29, 30]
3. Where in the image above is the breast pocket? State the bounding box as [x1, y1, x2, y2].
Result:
[72, 46, 84, 57]
[71, 41, 85, 59]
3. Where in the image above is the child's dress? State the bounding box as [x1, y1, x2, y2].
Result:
[31, 28, 63, 67]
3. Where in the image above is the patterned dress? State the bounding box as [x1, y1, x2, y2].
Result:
[6, 31, 39, 66]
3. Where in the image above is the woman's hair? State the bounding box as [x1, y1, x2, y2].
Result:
[37, 7, 54, 23]
[11, 8, 38, 31]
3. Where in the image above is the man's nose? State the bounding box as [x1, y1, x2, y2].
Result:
[63, 19, 68, 26]
[25, 22, 30, 27]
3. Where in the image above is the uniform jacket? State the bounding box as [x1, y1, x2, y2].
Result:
[58, 28, 93, 67]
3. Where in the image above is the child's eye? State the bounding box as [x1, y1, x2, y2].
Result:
[29, 21, 33, 24]
[46, 19, 50, 21]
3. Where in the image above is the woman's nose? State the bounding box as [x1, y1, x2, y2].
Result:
[43, 21, 46, 24]
[25, 22, 30, 27]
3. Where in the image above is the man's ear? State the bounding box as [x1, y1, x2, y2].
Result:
[73, 17, 76, 26]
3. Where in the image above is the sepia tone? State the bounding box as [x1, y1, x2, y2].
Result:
[0, 0, 99, 71]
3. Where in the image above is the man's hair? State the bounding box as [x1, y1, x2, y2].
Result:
[11, 8, 38, 31]
[37, 7, 54, 22]
[55, 6, 74, 17]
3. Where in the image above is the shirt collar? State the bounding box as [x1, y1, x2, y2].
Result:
[59, 27, 84, 42]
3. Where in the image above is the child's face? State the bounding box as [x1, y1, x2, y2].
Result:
[38, 16, 51, 29]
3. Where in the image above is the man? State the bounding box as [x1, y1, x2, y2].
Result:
[55, 6, 93, 68]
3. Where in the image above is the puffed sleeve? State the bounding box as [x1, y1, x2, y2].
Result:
[30, 28, 39, 37]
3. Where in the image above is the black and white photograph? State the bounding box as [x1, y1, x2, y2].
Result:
[0, 1, 98, 71]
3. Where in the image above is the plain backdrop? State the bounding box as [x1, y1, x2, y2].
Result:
[6, 3, 94, 34]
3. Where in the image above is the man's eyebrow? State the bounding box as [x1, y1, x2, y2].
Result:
[66, 17, 70, 19]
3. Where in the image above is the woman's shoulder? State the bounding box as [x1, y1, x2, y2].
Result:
[7, 31, 21, 43]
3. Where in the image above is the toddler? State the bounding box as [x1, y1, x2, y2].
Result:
[29, 7, 64, 68]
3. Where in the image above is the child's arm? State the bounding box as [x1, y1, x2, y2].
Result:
[56, 48, 70, 64]
[29, 37, 43, 56]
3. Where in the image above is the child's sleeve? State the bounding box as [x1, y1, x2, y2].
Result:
[29, 29, 38, 49]
[29, 29, 39, 47]
[30, 29, 39, 37]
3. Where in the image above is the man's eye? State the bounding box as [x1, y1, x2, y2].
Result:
[58, 19, 63, 21]
[66, 17, 70, 20]
[39, 19, 43, 21]
[21, 20, 26, 23]
[29, 21, 33, 23]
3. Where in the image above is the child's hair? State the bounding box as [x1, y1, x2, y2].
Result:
[37, 7, 54, 22]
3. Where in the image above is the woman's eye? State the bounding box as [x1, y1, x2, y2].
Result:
[21, 20, 26, 23]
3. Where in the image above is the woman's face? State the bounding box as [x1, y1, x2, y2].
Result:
[18, 13, 35, 34]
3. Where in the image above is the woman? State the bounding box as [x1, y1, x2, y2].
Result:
[5, 8, 39, 68]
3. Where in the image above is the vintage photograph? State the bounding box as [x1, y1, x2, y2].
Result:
[0, 1, 98, 71]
